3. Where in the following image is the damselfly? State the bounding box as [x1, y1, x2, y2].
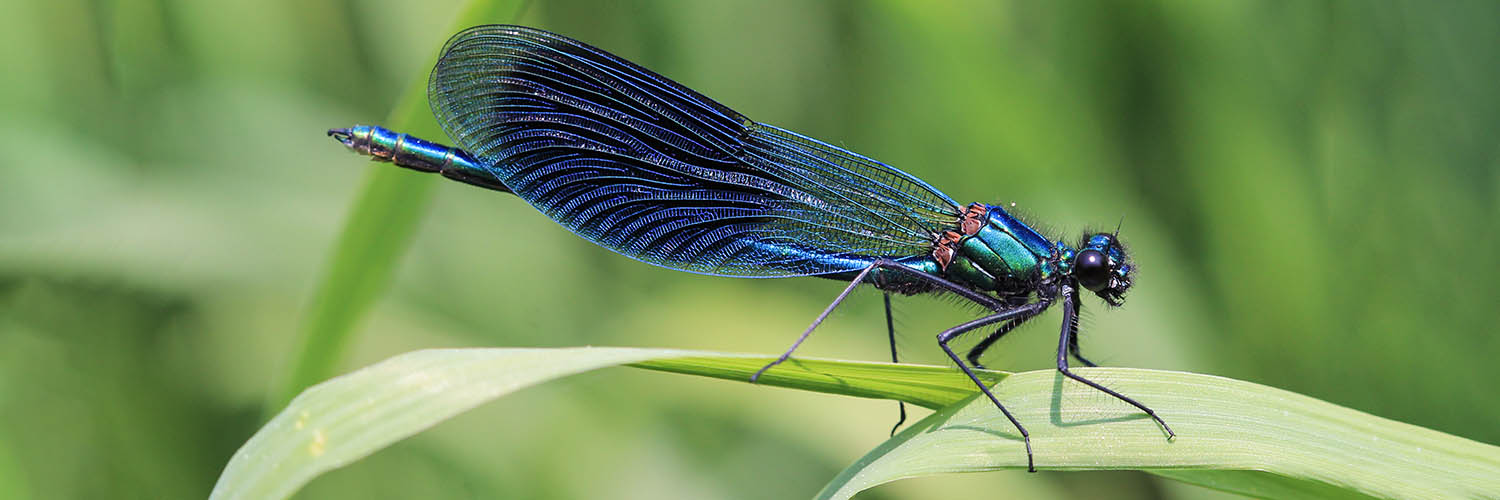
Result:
[330, 24, 1173, 472]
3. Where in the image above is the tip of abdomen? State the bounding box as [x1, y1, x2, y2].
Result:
[328, 128, 353, 147]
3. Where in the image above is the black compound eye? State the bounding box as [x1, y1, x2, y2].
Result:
[1075, 249, 1110, 292]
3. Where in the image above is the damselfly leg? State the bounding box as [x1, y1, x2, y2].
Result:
[751, 260, 1003, 382]
[753, 260, 1046, 471]
[933, 301, 1052, 471]
[1055, 285, 1174, 438]
[882, 292, 908, 436]
[1066, 315, 1100, 368]
[965, 315, 1037, 370]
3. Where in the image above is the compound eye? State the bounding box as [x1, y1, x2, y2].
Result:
[1075, 249, 1110, 292]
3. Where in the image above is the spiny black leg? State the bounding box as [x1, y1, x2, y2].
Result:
[760, 260, 1063, 470]
[965, 316, 1034, 370]
[883, 292, 908, 436]
[753, 259, 1005, 382]
[751, 263, 878, 382]
[1067, 325, 1099, 367]
[935, 301, 1051, 472]
[1056, 284, 1174, 439]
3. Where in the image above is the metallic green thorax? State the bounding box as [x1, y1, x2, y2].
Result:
[932, 204, 1063, 297]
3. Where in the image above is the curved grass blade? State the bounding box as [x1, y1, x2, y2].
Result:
[274, 0, 524, 409]
[220, 348, 695, 500]
[815, 368, 1500, 500]
[629, 355, 1002, 410]
[219, 347, 1500, 500]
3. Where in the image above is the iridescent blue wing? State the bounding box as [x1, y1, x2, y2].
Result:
[428, 25, 960, 277]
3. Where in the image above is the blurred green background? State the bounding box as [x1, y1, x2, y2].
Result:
[2, 0, 1497, 498]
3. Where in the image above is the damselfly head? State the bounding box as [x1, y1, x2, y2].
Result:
[1073, 232, 1132, 306]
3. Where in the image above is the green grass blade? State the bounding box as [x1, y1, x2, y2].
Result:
[274, 0, 523, 409]
[628, 356, 1004, 410]
[220, 348, 1500, 500]
[814, 368, 1500, 500]
[217, 347, 695, 500]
